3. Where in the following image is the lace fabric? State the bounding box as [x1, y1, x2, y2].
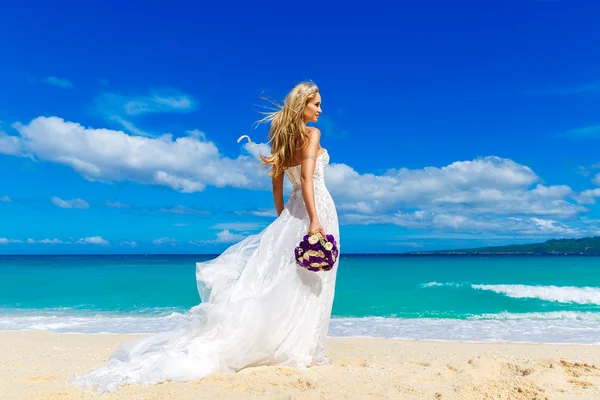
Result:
[70, 149, 340, 394]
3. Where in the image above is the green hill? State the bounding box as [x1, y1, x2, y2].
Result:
[410, 236, 600, 255]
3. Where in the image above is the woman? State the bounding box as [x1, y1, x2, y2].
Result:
[70, 81, 340, 393]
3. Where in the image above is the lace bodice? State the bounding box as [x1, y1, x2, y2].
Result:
[284, 150, 329, 190]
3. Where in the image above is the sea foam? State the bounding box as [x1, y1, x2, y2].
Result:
[2, 311, 600, 344]
[422, 281, 600, 305]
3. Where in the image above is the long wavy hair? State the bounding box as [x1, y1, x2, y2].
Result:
[256, 81, 320, 178]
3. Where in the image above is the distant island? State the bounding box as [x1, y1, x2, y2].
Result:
[408, 236, 600, 255]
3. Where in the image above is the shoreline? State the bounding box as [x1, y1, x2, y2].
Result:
[3, 312, 600, 345]
[3, 331, 600, 399]
[4, 328, 600, 347]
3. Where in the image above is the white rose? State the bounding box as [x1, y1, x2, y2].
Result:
[324, 242, 333, 251]
[308, 235, 319, 245]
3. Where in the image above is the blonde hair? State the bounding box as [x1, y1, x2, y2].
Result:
[256, 81, 320, 177]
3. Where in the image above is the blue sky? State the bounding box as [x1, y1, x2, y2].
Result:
[1, 0, 600, 254]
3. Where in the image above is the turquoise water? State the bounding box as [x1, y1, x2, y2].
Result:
[2, 255, 600, 343]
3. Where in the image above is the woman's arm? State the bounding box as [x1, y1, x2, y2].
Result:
[272, 172, 285, 216]
[301, 128, 326, 236]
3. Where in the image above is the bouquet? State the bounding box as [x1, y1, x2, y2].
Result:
[294, 233, 339, 272]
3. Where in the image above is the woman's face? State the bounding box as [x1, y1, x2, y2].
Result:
[303, 93, 322, 123]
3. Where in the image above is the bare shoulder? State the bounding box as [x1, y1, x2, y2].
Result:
[306, 126, 321, 136]
[306, 126, 321, 143]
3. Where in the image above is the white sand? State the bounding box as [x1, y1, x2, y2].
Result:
[2, 331, 600, 399]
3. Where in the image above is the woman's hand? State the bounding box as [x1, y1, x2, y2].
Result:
[308, 219, 326, 237]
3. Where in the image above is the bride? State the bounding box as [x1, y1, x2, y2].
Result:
[70, 81, 340, 393]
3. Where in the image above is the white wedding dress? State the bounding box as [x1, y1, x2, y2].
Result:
[70, 149, 340, 393]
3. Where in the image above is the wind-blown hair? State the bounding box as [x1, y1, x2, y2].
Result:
[256, 81, 320, 177]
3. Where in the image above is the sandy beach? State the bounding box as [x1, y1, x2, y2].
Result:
[1, 332, 600, 399]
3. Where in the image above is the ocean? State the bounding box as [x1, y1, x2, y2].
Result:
[1, 254, 600, 344]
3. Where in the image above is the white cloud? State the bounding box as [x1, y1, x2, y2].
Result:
[0, 196, 11, 202]
[44, 76, 73, 89]
[105, 200, 130, 208]
[235, 209, 278, 218]
[120, 241, 137, 247]
[159, 205, 208, 214]
[153, 237, 178, 245]
[342, 212, 584, 237]
[77, 236, 109, 245]
[186, 129, 207, 140]
[173, 223, 190, 227]
[105, 115, 148, 137]
[10, 117, 268, 193]
[108, 91, 195, 116]
[211, 222, 264, 231]
[594, 173, 600, 186]
[574, 188, 600, 205]
[559, 124, 600, 140]
[191, 229, 246, 245]
[529, 218, 579, 235]
[95, 90, 195, 136]
[252, 210, 277, 217]
[214, 229, 246, 243]
[27, 238, 63, 244]
[0, 129, 25, 156]
[242, 142, 271, 161]
[338, 201, 375, 214]
[327, 157, 583, 219]
[328, 157, 539, 206]
[326, 155, 592, 237]
[0, 238, 22, 244]
[3, 115, 597, 237]
[531, 184, 573, 198]
[51, 196, 89, 209]
[327, 157, 535, 214]
[39, 238, 64, 244]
